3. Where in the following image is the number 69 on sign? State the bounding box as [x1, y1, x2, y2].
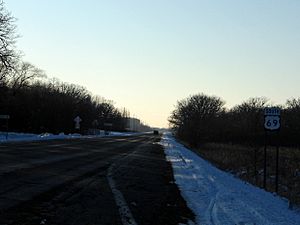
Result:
[264, 115, 280, 131]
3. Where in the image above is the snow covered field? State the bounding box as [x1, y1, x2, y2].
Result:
[161, 133, 300, 225]
[0, 131, 137, 143]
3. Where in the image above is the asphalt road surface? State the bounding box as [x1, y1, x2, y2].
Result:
[0, 134, 194, 225]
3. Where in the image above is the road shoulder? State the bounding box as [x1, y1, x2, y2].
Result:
[111, 135, 195, 225]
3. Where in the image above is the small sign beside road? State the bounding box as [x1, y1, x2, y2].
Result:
[264, 107, 281, 131]
[74, 116, 82, 130]
[263, 107, 281, 192]
[264, 108, 280, 116]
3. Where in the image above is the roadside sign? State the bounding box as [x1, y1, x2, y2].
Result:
[264, 108, 280, 116]
[264, 116, 280, 130]
[0, 115, 10, 119]
[92, 120, 98, 127]
[74, 116, 82, 130]
[263, 107, 281, 193]
[264, 107, 281, 131]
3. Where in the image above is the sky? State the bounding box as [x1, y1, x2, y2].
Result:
[5, 0, 300, 128]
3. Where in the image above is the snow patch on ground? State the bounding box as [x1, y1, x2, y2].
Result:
[0, 131, 137, 143]
[161, 133, 300, 225]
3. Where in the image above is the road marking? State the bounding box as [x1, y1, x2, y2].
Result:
[106, 139, 153, 225]
[107, 164, 138, 225]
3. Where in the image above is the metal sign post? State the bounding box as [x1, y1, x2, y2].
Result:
[263, 107, 281, 192]
[0, 115, 10, 140]
[275, 138, 279, 192]
[263, 131, 267, 189]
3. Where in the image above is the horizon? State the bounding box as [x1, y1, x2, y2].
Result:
[5, 0, 300, 128]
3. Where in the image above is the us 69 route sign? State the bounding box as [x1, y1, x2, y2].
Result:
[264, 107, 281, 131]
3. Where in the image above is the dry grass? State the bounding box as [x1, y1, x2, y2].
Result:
[193, 143, 300, 207]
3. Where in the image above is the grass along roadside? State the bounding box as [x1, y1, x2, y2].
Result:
[184, 142, 300, 209]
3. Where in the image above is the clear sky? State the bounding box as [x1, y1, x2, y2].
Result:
[5, 0, 300, 128]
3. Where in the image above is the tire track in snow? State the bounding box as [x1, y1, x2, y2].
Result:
[162, 133, 300, 225]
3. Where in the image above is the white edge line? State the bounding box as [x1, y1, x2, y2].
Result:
[107, 166, 138, 225]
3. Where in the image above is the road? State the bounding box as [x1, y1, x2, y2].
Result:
[0, 134, 194, 225]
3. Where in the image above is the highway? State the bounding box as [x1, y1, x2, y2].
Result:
[0, 134, 194, 225]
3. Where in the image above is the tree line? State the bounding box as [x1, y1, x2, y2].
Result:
[0, 1, 134, 134]
[169, 93, 300, 147]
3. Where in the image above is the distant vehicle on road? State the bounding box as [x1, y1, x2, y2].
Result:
[153, 130, 159, 135]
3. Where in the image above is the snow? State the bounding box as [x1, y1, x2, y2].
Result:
[0, 131, 138, 143]
[160, 133, 300, 225]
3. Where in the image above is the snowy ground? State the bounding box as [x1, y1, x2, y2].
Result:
[161, 133, 300, 225]
[0, 131, 137, 143]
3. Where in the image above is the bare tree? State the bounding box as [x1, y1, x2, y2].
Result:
[228, 97, 269, 144]
[9, 62, 46, 90]
[169, 93, 225, 146]
[0, 0, 18, 84]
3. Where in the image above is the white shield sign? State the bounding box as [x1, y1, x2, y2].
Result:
[264, 115, 280, 131]
[264, 107, 281, 131]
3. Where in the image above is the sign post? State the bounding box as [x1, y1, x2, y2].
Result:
[74, 116, 82, 131]
[263, 107, 281, 192]
[275, 137, 279, 193]
[0, 115, 10, 140]
[103, 123, 113, 135]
